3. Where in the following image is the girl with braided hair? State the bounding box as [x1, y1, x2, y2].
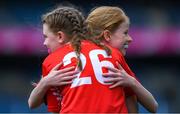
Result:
[29, 5, 158, 113]
[29, 6, 130, 113]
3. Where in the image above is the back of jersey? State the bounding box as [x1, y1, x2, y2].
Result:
[43, 40, 128, 113]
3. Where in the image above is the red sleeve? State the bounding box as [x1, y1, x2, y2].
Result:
[42, 63, 61, 112]
[121, 57, 140, 97]
[45, 87, 61, 112]
[116, 51, 138, 97]
[123, 65, 135, 97]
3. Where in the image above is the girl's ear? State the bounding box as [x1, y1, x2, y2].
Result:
[57, 31, 66, 43]
[103, 30, 111, 42]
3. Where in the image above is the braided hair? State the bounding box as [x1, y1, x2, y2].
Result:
[42, 6, 111, 70]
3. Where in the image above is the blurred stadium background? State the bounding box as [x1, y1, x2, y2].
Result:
[0, 0, 179, 113]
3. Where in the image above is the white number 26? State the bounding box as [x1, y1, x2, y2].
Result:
[62, 49, 115, 88]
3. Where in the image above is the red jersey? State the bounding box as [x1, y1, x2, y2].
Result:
[42, 40, 129, 113]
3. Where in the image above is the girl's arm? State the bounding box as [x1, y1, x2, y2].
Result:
[28, 63, 78, 109]
[103, 62, 158, 113]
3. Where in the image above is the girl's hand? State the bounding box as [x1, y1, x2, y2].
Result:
[43, 62, 79, 88]
[102, 62, 135, 89]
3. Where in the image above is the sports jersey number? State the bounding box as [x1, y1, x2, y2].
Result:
[62, 50, 115, 88]
[63, 52, 92, 88]
[89, 50, 114, 85]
